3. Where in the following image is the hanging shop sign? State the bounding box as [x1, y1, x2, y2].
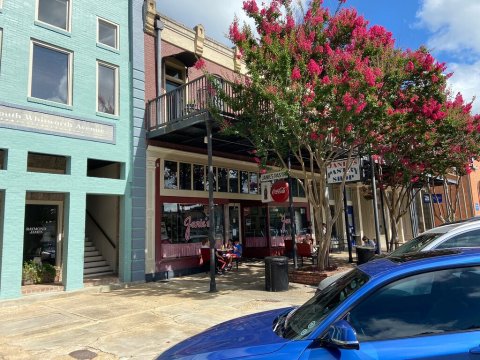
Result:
[270, 180, 289, 202]
[327, 158, 361, 184]
[260, 171, 288, 182]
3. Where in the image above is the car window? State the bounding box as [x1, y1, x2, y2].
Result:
[276, 269, 368, 340]
[390, 232, 443, 256]
[347, 266, 480, 341]
[436, 229, 480, 249]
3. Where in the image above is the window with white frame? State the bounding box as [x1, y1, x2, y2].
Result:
[37, 0, 70, 31]
[98, 18, 118, 49]
[30, 41, 71, 105]
[97, 61, 118, 115]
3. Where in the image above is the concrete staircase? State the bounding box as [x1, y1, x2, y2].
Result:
[84, 238, 113, 277]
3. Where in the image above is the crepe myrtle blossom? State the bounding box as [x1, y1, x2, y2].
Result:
[222, 0, 480, 266]
[194, 58, 206, 70]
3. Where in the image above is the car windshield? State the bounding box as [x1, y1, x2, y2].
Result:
[389, 232, 443, 256]
[274, 268, 369, 340]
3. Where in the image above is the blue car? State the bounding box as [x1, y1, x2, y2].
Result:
[157, 248, 480, 359]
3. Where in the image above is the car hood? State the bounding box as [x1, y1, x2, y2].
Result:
[157, 307, 292, 360]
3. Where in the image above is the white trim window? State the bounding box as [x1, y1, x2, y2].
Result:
[30, 41, 72, 105]
[97, 61, 118, 115]
[36, 0, 71, 31]
[98, 18, 119, 50]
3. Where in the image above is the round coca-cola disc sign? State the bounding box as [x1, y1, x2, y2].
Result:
[270, 180, 289, 202]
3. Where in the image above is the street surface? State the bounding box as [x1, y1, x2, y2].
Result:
[0, 261, 317, 359]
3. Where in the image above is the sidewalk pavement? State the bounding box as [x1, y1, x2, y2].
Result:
[0, 256, 348, 360]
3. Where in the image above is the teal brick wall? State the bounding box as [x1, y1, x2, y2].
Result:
[0, 0, 134, 299]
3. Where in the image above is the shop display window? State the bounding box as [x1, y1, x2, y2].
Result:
[249, 172, 258, 194]
[218, 167, 228, 192]
[229, 169, 239, 193]
[161, 203, 224, 244]
[164, 160, 177, 189]
[193, 164, 205, 190]
[205, 166, 217, 192]
[179, 162, 191, 190]
[269, 206, 307, 238]
[244, 206, 267, 238]
[240, 171, 249, 194]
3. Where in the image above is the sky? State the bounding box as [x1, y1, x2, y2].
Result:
[160, 0, 480, 113]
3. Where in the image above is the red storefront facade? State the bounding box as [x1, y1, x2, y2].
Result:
[143, 11, 312, 280]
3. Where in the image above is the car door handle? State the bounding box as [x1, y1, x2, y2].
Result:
[470, 346, 480, 354]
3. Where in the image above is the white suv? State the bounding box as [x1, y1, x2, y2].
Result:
[317, 218, 480, 293]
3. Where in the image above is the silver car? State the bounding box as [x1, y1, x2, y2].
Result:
[317, 218, 480, 293]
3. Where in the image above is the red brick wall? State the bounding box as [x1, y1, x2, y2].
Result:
[144, 33, 157, 101]
[162, 41, 237, 84]
[145, 33, 238, 104]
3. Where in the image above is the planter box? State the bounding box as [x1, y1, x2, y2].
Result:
[289, 268, 327, 286]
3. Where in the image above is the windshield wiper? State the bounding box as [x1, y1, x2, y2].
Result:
[273, 308, 297, 337]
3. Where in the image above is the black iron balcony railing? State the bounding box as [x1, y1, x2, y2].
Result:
[146, 75, 236, 134]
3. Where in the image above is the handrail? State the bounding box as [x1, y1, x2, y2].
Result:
[86, 210, 116, 249]
[146, 75, 236, 133]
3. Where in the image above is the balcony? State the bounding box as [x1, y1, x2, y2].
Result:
[146, 75, 252, 154]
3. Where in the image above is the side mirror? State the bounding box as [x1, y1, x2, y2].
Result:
[324, 320, 360, 350]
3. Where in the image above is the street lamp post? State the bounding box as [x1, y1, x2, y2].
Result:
[288, 153, 298, 269]
[206, 116, 217, 292]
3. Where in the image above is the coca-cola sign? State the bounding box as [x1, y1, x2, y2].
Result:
[270, 180, 289, 202]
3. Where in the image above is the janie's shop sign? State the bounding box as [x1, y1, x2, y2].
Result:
[0, 104, 115, 143]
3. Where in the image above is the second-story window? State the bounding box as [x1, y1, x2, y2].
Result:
[30, 41, 71, 105]
[98, 18, 119, 50]
[97, 61, 118, 115]
[37, 0, 70, 31]
[165, 61, 186, 92]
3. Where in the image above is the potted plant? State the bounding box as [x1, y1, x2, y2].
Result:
[40, 263, 57, 283]
[22, 260, 41, 285]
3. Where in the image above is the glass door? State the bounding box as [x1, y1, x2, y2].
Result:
[228, 203, 241, 243]
[24, 204, 59, 266]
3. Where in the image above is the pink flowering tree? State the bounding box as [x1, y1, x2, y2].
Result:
[371, 50, 480, 249]
[219, 0, 480, 264]
[423, 94, 480, 224]
[221, 0, 402, 268]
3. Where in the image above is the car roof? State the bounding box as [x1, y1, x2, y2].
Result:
[423, 217, 480, 235]
[359, 248, 480, 280]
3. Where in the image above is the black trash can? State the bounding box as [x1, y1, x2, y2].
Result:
[265, 256, 289, 291]
[356, 246, 375, 265]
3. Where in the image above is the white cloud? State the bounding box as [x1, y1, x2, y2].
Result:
[447, 61, 480, 114]
[416, 0, 480, 58]
[159, 0, 308, 46]
[417, 0, 480, 114]
[159, 0, 249, 46]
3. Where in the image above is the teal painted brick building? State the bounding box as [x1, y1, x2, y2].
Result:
[0, 0, 143, 299]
